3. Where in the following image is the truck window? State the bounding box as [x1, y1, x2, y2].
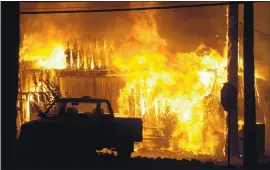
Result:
[100, 102, 110, 115]
[66, 102, 97, 114]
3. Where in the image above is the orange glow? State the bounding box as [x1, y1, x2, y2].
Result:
[25, 94, 32, 122]
[18, 7, 265, 158]
[38, 45, 66, 69]
[84, 55, 88, 70]
[19, 10, 228, 157]
[90, 57, 95, 70]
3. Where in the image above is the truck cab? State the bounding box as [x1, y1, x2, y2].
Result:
[18, 97, 143, 165]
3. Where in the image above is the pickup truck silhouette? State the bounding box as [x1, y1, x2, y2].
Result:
[17, 96, 143, 165]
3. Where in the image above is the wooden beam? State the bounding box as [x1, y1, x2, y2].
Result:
[227, 3, 239, 158]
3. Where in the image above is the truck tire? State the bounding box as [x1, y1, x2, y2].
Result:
[17, 133, 37, 166]
[117, 143, 133, 160]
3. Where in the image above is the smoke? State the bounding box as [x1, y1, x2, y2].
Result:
[129, 2, 227, 54]
[126, 2, 228, 58]
[20, 2, 229, 59]
[156, 6, 227, 54]
[20, 2, 132, 60]
[20, 2, 132, 40]
[128, 2, 167, 47]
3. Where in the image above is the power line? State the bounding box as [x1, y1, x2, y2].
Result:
[20, 2, 186, 10]
[20, 2, 270, 37]
[20, 2, 243, 15]
[239, 22, 270, 37]
[254, 29, 270, 37]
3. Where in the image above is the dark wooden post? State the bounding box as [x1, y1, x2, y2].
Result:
[243, 2, 258, 168]
[1, 1, 20, 168]
[267, 2, 270, 154]
[227, 3, 239, 158]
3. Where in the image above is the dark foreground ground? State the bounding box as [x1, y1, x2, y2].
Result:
[15, 152, 270, 170]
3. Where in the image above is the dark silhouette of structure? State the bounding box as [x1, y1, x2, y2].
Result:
[17, 97, 143, 166]
[243, 2, 258, 168]
[1, 2, 20, 169]
[227, 3, 239, 158]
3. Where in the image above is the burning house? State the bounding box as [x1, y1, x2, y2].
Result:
[18, 2, 269, 161]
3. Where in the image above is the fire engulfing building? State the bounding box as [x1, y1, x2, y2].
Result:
[17, 37, 269, 159]
[18, 2, 270, 160]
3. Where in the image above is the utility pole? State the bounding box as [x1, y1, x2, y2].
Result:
[243, 2, 258, 168]
[227, 3, 239, 159]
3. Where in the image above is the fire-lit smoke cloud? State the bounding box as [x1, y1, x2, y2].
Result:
[128, 2, 167, 47]
[19, 2, 132, 61]
[19, 2, 228, 61]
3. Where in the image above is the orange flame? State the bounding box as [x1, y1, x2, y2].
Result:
[18, 7, 265, 158]
[38, 45, 66, 69]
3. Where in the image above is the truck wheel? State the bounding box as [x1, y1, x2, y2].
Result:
[117, 143, 133, 160]
[17, 135, 36, 166]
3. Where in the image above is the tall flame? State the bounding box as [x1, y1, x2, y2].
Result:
[112, 7, 228, 156]
[38, 45, 66, 69]
[18, 4, 266, 158]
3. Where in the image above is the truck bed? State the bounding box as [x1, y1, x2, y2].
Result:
[114, 117, 143, 142]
